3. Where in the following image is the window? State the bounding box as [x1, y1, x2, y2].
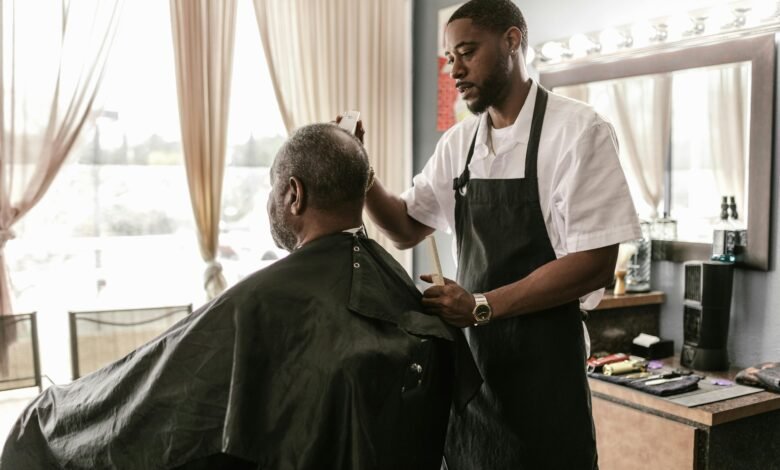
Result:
[5, 0, 286, 382]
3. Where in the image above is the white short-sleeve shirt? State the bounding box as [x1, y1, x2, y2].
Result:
[401, 81, 641, 309]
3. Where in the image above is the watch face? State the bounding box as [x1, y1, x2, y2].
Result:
[474, 304, 491, 321]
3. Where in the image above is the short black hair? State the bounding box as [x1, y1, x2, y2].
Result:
[272, 123, 369, 210]
[448, 0, 528, 54]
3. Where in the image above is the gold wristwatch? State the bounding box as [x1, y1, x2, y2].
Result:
[472, 293, 492, 326]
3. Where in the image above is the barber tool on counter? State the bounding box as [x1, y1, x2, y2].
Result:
[603, 359, 646, 376]
[588, 356, 702, 397]
[586, 353, 629, 373]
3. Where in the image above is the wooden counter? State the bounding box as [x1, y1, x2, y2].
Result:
[593, 290, 665, 310]
[590, 358, 780, 469]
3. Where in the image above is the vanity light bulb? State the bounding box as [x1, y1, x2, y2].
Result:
[599, 28, 625, 53]
[708, 5, 736, 29]
[540, 41, 567, 61]
[666, 15, 695, 40]
[630, 22, 655, 47]
[749, 0, 779, 21]
[731, 7, 751, 28]
[568, 34, 596, 57]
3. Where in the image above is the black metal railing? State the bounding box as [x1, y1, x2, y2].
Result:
[0, 312, 42, 392]
[69, 305, 192, 379]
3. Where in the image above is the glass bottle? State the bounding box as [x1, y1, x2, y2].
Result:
[626, 220, 652, 293]
[712, 196, 736, 263]
[729, 195, 747, 258]
[655, 212, 678, 240]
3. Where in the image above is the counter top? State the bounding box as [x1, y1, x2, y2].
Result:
[592, 290, 665, 311]
[588, 357, 780, 427]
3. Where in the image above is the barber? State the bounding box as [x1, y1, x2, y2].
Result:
[364, 1, 640, 468]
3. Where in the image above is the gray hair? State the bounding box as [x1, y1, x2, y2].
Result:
[272, 123, 369, 210]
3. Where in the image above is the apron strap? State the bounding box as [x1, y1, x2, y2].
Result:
[524, 86, 549, 179]
[452, 125, 479, 191]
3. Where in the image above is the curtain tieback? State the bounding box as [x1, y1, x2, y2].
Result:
[203, 260, 227, 299]
[0, 228, 15, 250]
[203, 260, 224, 286]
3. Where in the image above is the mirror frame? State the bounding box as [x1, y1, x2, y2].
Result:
[538, 33, 775, 270]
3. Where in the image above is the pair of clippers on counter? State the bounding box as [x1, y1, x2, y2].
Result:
[587, 353, 628, 373]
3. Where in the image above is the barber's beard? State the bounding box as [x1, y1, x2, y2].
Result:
[467, 54, 512, 114]
[270, 207, 298, 252]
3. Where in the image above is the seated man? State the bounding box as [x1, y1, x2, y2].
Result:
[1, 124, 479, 470]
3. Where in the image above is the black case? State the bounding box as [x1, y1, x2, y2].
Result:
[631, 339, 674, 360]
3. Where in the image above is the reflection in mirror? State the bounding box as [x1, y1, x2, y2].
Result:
[554, 62, 751, 243]
[540, 33, 774, 270]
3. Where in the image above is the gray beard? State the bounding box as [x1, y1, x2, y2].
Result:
[270, 221, 297, 252]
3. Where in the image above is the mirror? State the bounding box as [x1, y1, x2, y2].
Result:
[555, 62, 750, 242]
[539, 33, 774, 270]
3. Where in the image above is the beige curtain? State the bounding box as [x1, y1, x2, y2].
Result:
[0, 0, 122, 314]
[253, 0, 413, 270]
[0, 0, 121, 370]
[170, 0, 237, 299]
[555, 84, 589, 104]
[605, 75, 671, 219]
[707, 64, 749, 213]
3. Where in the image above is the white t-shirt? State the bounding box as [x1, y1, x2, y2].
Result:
[401, 81, 640, 309]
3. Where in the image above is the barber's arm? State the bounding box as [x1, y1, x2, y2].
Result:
[349, 118, 434, 249]
[365, 181, 433, 249]
[421, 244, 618, 328]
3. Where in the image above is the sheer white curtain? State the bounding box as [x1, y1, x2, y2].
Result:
[0, 0, 122, 316]
[605, 75, 671, 219]
[707, 64, 749, 213]
[170, 0, 237, 299]
[555, 84, 589, 104]
[252, 0, 412, 269]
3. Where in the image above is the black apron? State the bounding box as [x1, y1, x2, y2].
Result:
[444, 87, 598, 470]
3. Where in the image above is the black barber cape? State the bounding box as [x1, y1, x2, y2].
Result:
[1, 232, 480, 470]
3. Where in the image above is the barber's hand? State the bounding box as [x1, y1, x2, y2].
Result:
[354, 120, 365, 144]
[334, 115, 366, 144]
[420, 274, 476, 328]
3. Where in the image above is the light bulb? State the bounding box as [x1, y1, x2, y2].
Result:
[665, 15, 694, 40]
[708, 5, 735, 29]
[750, 0, 779, 20]
[568, 34, 597, 57]
[599, 28, 630, 53]
[540, 41, 569, 61]
[630, 22, 655, 48]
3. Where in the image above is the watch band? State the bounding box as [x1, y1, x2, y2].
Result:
[472, 293, 492, 326]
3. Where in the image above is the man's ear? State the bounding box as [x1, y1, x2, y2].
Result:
[504, 26, 522, 55]
[287, 176, 306, 215]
